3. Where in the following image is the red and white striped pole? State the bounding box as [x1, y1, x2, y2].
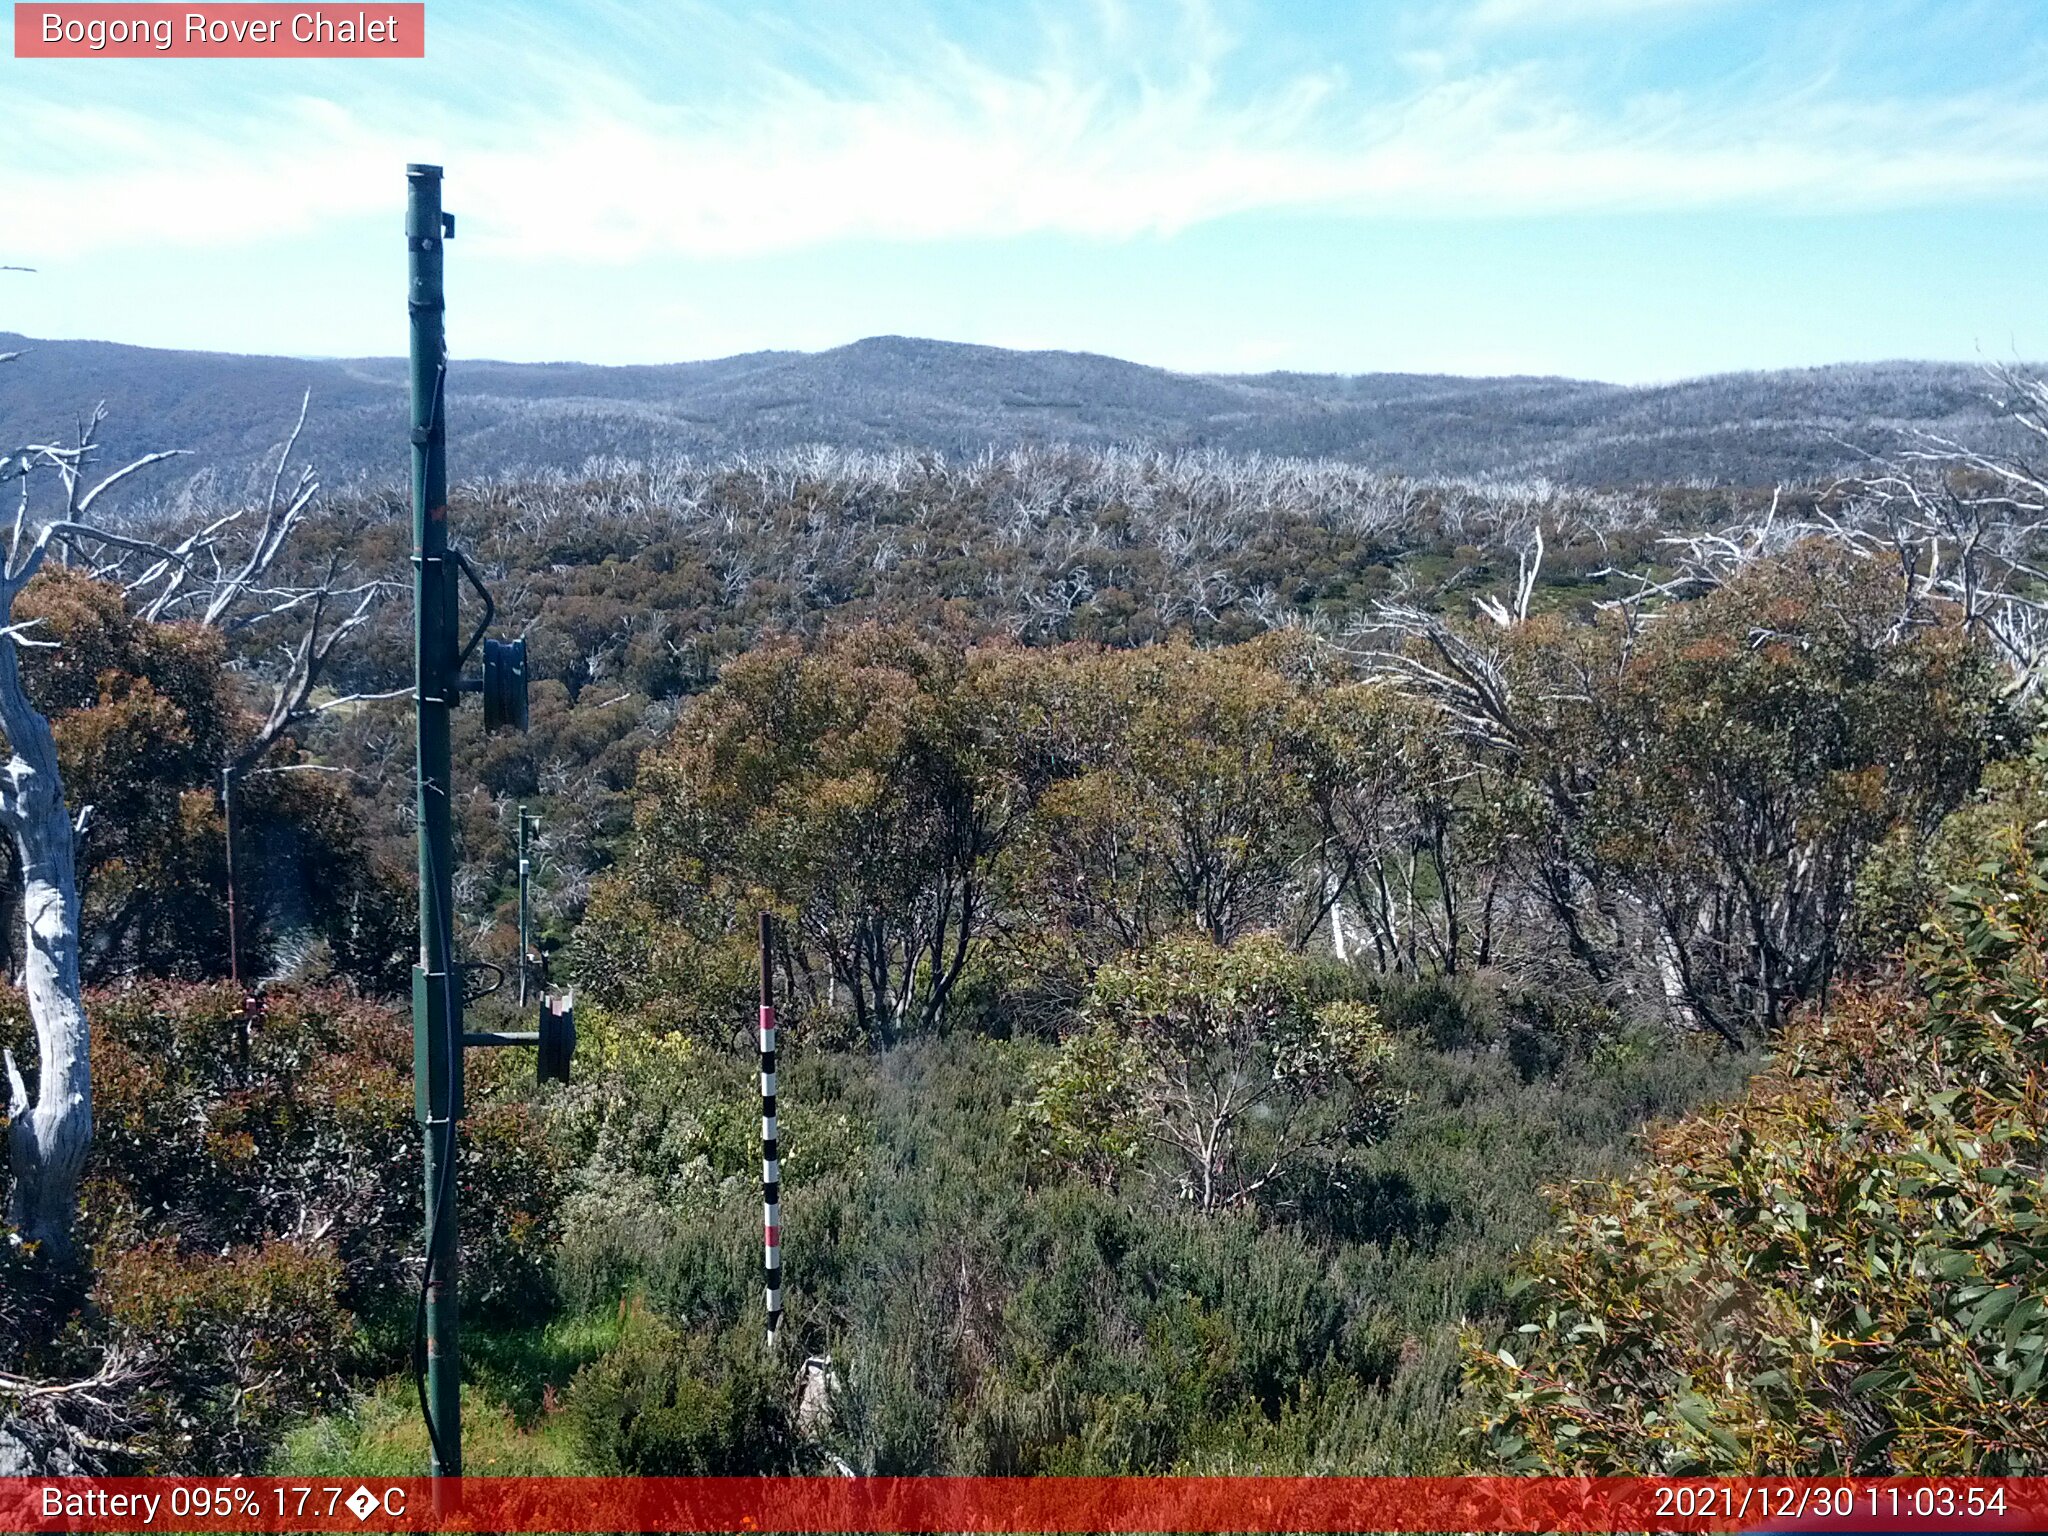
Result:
[759, 912, 783, 1350]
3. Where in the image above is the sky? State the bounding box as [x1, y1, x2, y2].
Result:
[3, 0, 2047, 382]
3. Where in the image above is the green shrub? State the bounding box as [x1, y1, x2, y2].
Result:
[562, 1308, 792, 1474]
[547, 1014, 873, 1319]
[1371, 972, 1502, 1052]
[527, 1017, 1746, 1478]
[1467, 819, 2048, 1472]
[1020, 934, 1398, 1212]
[98, 1237, 354, 1472]
[1853, 734, 2048, 960]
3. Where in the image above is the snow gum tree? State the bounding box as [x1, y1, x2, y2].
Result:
[0, 385, 373, 1267]
[0, 425, 181, 1261]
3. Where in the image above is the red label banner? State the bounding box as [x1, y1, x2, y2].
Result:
[13, 4, 424, 57]
[0, 1477, 2041, 1533]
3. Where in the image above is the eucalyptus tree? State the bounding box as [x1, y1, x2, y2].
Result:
[588, 626, 1060, 1050]
[1021, 933, 1397, 1213]
[0, 396, 185, 1259]
[1359, 536, 2004, 1044]
[0, 387, 391, 1262]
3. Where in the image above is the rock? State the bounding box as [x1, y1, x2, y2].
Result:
[0, 1416, 87, 1476]
[795, 1353, 841, 1439]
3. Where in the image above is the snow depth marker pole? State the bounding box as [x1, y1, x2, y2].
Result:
[761, 911, 783, 1350]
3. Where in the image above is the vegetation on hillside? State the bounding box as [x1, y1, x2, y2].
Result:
[1, 408, 2045, 1474]
[0, 333, 2027, 494]
[1469, 753, 2048, 1472]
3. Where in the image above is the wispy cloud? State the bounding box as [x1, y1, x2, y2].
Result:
[1462, 0, 1735, 33]
[2, 98, 403, 257]
[3, 0, 2045, 264]
[419, 44, 2048, 261]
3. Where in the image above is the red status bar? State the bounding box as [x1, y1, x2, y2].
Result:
[0, 1477, 2041, 1533]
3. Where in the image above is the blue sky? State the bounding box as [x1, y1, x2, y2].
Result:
[3, 0, 2046, 381]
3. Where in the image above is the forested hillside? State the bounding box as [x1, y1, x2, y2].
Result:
[3, 374, 2047, 1475]
[0, 331, 2030, 495]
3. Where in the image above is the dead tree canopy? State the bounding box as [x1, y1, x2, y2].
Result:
[109, 392, 401, 776]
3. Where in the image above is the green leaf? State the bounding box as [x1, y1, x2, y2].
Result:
[2015, 1352, 2046, 1397]
[1672, 1394, 1743, 1460]
[1967, 1285, 2020, 1336]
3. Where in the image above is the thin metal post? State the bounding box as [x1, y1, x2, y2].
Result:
[517, 805, 532, 1006]
[760, 912, 782, 1350]
[408, 161, 463, 1481]
[220, 766, 240, 986]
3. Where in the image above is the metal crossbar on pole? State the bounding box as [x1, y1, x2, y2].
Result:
[760, 912, 782, 1350]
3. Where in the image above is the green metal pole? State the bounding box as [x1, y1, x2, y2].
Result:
[407, 162, 463, 1480]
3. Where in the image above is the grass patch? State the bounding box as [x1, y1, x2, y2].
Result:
[272, 1310, 624, 1477]
[467, 1309, 627, 1426]
[272, 1378, 590, 1477]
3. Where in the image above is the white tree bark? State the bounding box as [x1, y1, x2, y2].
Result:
[0, 386, 376, 1262]
[0, 623, 89, 1261]
[0, 400, 186, 1262]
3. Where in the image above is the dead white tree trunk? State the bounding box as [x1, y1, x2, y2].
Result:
[0, 395, 185, 1262]
[0, 388, 390, 1251]
[0, 623, 88, 1260]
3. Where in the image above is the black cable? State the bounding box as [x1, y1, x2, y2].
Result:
[413, 1100, 456, 1472]
[410, 350, 461, 1473]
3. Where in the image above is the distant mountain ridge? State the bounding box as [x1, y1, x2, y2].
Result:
[0, 331, 2024, 499]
